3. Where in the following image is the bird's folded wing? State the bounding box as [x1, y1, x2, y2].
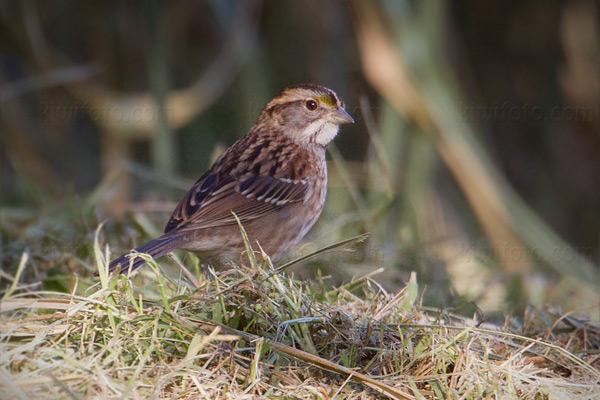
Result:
[164, 171, 309, 233]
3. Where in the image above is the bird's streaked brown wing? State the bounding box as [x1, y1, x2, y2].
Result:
[164, 171, 310, 233]
[164, 129, 315, 234]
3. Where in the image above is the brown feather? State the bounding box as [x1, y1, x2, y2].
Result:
[164, 126, 315, 234]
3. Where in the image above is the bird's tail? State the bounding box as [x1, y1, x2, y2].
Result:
[102, 234, 181, 275]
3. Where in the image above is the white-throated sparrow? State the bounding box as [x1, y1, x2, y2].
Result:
[107, 83, 353, 274]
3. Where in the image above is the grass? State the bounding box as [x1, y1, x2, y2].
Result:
[1, 223, 599, 399]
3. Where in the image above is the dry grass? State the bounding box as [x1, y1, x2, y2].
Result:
[1, 226, 599, 400]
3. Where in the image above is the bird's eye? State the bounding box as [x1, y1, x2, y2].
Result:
[305, 100, 318, 111]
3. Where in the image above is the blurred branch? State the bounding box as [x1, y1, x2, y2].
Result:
[350, 1, 600, 287]
[8, 1, 261, 215]
[18, 1, 261, 137]
[559, 1, 600, 128]
[145, 0, 174, 174]
[0, 64, 100, 103]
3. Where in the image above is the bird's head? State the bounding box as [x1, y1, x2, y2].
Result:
[258, 83, 354, 147]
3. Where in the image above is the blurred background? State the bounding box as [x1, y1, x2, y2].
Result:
[1, 0, 599, 321]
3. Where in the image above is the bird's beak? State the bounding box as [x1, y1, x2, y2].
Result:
[328, 107, 354, 125]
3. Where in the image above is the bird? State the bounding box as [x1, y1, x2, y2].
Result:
[106, 83, 354, 275]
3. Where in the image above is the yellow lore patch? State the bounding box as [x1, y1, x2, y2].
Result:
[316, 94, 336, 107]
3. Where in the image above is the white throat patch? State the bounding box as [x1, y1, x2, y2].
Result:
[304, 121, 340, 147]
